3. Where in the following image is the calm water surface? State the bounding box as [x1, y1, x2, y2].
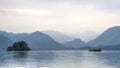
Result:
[0, 51, 120, 68]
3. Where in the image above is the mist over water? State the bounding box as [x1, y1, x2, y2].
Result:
[0, 51, 120, 68]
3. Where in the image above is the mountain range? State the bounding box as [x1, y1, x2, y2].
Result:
[58, 26, 120, 50]
[64, 38, 85, 48]
[74, 31, 98, 42]
[0, 26, 120, 51]
[42, 30, 75, 44]
[88, 26, 120, 46]
[0, 31, 66, 51]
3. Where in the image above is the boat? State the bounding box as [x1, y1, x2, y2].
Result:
[89, 48, 102, 52]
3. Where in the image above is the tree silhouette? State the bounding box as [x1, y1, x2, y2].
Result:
[7, 41, 31, 51]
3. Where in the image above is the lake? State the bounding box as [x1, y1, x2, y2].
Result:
[0, 51, 120, 68]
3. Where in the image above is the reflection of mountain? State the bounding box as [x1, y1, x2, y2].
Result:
[64, 38, 86, 48]
[0, 31, 66, 50]
[13, 51, 54, 60]
[28, 51, 54, 60]
[42, 30, 75, 44]
[0, 51, 119, 68]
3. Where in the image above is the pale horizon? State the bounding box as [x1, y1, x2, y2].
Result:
[0, 0, 120, 35]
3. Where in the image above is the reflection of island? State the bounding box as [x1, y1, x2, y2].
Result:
[12, 51, 55, 67]
[12, 51, 28, 58]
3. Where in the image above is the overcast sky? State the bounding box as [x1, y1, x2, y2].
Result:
[0, 0, 120, 34]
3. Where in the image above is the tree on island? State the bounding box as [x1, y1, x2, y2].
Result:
[7, 41, 31, 51]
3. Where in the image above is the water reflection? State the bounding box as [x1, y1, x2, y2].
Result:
[0, 51, 120, 68]
[28, 51, 54, 60]
[12, 51, 28, 58]
[25, 51, 55, 67]
[78, 52, 113, 68]
[93, 51, 120, 68]
[3, 51, 55, 68]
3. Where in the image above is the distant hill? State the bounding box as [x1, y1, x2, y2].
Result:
[0, 31, 66, 50]
[88, 26, 120, 48]
[24, 31, 66, 50]
[0, 34, 12, 50]
[96, 44, 120, 50]
[74, 31, 98, 42]
[42, 30, 75, 44]
[64, 38, 86, 48]
[1, 26, 120, 50]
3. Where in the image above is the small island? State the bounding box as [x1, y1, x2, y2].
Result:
[7, 41, 31, 51]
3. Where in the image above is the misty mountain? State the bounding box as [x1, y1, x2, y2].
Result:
[88, 26, 120, 47]
[74, 31, 98, 42]
[24, 31, 66, 50]
[64, 38, 85, 48]
[1, 26, 120, 51]
[0, 31, 66, 50]
[42, 30, 75, 44]
[0, 34, 12, 50]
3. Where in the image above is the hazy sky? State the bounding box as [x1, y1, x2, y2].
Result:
[0, 0, 120, 34]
